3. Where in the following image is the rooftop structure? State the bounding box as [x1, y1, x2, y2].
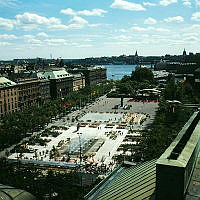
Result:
[38, 69, 73, 99]
[0, 184, 36, 200]
[67, 66, 107, 86]
[85, 159, 156, 200]
[39, 69, 72, 80]
[0, 77, 16, 88]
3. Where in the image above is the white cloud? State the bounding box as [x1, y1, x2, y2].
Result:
[69, 16, 88, 25]
[189, 24, 200, 29]
[84, 39, 93, 42]
[0, 42, 11, 46]
[22, 34, 35, 39]
[0, 17, 15, 30]
[27, 38, 42, 44]
[77, 44, 93, 48]
[155, 27, 170, 32]
[144, 17, 157, 24]
[160, 0, 177, 6]
[104, 41, 144, 46]
[37, 32, 49, 37]
[182, 32, 198, 37]
[16, 12, 60, 26]
[0, 0, 18, 7]
[164, 16, 184, 23]
[196, 0, 200, 6]
[49, 24, 70, 30]
[0, 11, 102, 32]
[45, 39, 66, 43]
[182, 0, 191, 7]
[88, 23, 102, 27]
[78, 9, 107, 16]
[131, 26, 146, 31]
[112, 34, 132, 41]
[143, 2, 157, 6]
[0, 34, 17, 40]
[183, 36, 199, 41]
[131, 26, 169, 32]
[61, 8, 107, 17]
[118, 28, 128, 32]
[191, 12, 200, 21]
[111, 0, 146, 11]
[60, 8, 76, 15]
[14, 12, 91, 31]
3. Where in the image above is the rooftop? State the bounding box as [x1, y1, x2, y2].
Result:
[85, 159, 156, 200]
[0, 184, 36, 200]
[0, 77, 16, 88]
[39, 70, 72, 79]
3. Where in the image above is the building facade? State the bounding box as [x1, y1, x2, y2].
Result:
[68, 66, 107, 86]
[16, 78, 41, 110]
[72, 73, 85, 91]
[39, 69, 73, 99]
[0, 77, 18, 116]
[38, 78, 51, 103]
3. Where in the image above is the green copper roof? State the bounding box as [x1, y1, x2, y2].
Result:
[0, 184, 36, 200]
[195, 68, 200, 73]
[86, 159, 156, 200]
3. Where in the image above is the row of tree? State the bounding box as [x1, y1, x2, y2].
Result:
[136, 73, 198, 161]
[113, 68, 199, 162]
[0, 158, 96, 199]
[0, 82, 113, 151]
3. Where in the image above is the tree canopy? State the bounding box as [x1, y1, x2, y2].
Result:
[131, 67, 154, 83]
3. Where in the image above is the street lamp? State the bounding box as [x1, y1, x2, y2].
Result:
[77, 132, 82, 166]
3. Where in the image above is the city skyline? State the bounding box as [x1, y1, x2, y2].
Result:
[0, 0, 200, 60]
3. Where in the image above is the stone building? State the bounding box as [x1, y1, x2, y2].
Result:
[0, 77, 18, 116]
[68, 66, 107, 86]
[16, 78, 41, 110]
[39, 69, 73, 99]
[72, 73, 85, 91]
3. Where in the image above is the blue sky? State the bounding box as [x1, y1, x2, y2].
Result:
[0, 0, 200, 60]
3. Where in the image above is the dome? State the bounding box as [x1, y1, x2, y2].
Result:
[0, 184, 36, 200]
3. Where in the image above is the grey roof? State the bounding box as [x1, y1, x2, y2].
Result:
[86, 159, 156, 200]
[0, 184, 36, 200]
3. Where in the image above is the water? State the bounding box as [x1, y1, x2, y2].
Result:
[103, 65, 137, 80]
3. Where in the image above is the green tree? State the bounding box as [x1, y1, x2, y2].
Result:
[131, 67, 154, 83]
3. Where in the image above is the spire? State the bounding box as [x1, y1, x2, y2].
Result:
[135, 50, 138, 57]
[183, 48, 186, 56]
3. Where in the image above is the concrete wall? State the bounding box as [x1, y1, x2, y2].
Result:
[156, 111, 200, 200]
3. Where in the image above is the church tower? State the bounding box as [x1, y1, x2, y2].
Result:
[183, 48, 186, 56]
[135, 50, 138, 57]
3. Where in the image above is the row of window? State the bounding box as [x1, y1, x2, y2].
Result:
[0, 103, 18, 113]
[0, 89, 17, 98]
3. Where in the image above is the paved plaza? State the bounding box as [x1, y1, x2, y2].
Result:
[9, 96, 158, 172]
